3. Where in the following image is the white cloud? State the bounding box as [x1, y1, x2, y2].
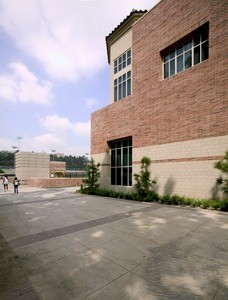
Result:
[39, 114, 91, 137]
[0, 0, 159, 81]
[39, 114, 72, 133]
[85, 98, 100, 109]
[0, 62, 53, 104]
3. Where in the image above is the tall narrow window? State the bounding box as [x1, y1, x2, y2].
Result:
[163, 23, 209, 79]
[109, 138, 132, 186]
[114, 71, 131, 101]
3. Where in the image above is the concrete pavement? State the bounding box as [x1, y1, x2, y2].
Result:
[0, 185, 227, 299]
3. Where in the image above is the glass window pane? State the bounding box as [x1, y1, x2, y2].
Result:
[119, 64, 122, 71]
[129, 147, 132, 165]
[202, 41, 209, 61]
[177, 45, 183, 55]
[123, 139, 129, 147]
[164, 63, 169, 78]
[123, 73, 126, 80]
[111, 168, 116, 185]
[194, 34, 200, 46]
[114, 67, 117, 74]
[122, 61, 126, 68]
[123, 53, 126, 61]
[114, 79, 117, 86]
[118, 57, 122, 64]
[123, 168, 128, 186]
[194, 45, 200, 65]
[201, 29, 209, 42]
[117, 149, 121, 166]
[111, 150, 115, 166]
[170, 59, 175, 76]
[127, 79, 131, 96]
[170, 50, 175, 59]
[129, 167, 132, 186]
[118, 83, 122, 100]
[127, 50, 131, 58]
[185, 50, 192, 69]
[116, 141, 121, 148]
[177, 55, 183, 73]
[117, 168, 121, 185]
[118, 76, 122, 83]
[114, 86, 117, 102]
[123, 81, 126, 98]
[127, 71, 131, 78]
[123, 148, 128, 166]
[127, 57, 131, 65]
[184, 40, 192, 51]
[114, 60, 117, 66]
[164, 53, 169, 62]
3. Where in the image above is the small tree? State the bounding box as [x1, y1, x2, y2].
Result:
[81, 158, 100, 193]
[134, 156, 156, 198]
[214, 151, 228, 198]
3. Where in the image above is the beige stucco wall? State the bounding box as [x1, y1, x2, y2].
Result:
[92, 135, 228, 199]
[15, 151, 50, 181]
[110, 30, 132, 103]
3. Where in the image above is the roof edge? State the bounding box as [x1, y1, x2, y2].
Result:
[105, 10, 147, 64]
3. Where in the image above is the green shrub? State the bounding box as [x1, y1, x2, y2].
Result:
[79, 187, 228, 211]
[80, 158, 100, 194]
[214, 152, 228, 198]
[134, 156, 156, 199]
[219, 198, 228, 211]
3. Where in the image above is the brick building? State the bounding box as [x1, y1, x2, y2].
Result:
[91, 0, 228, 199]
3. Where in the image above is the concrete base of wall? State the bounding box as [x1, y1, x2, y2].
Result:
[27, 178, 83, 188]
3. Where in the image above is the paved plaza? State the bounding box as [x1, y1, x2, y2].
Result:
[0, 185, 227, 299]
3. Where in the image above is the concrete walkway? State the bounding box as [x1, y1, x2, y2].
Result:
[0, 185, 227, 299]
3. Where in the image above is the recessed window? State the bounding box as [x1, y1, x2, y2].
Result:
[114, 71, 131, 101]
[109, 138, 132, 186]
[114, 49, 131, 74]
[163, 24, 209, 79]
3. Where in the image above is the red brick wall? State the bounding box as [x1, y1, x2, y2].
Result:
[50, 161, 66, 176]
[27, 178, 83, 188]
[91, 0, 227, 154]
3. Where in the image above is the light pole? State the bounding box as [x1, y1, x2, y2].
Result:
[51, 150, 56, 161]
[12, 146, 18, 176]
[17, 137, 23, 151]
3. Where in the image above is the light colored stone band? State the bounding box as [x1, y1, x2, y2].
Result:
[133, 155, 223, 165]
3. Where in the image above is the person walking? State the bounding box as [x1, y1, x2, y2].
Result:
[13, 176, 19, 194]
[3, 175, 9, 191]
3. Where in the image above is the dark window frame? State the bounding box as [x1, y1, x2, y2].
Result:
[109, 138, 132, 186]
[162, 23, 209, 79]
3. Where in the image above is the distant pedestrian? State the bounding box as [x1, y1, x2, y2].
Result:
[3, 175, 9, 191]
[13, 176, 19, 194]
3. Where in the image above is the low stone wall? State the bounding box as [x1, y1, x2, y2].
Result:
[27, 178, 83, 188]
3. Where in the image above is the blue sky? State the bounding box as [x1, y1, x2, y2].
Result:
[0, 0, 159, 156]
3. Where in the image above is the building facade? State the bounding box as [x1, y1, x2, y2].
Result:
[91, 0, 228, 199]
[15, 151, 50, 182]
